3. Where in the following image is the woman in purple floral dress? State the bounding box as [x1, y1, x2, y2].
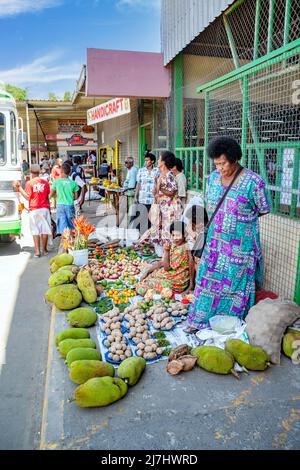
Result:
[185, 137, 271, 333]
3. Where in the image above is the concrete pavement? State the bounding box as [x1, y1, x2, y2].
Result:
[41, 302, 300, 450]
[40, 203, 300, 450]
[1, 203, 299, 450]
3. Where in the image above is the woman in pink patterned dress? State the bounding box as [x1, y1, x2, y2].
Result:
[139, 151, 183, 246]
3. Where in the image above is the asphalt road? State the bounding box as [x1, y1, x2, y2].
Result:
[0, 213, 55, 450]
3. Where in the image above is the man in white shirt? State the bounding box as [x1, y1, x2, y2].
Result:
[134, 152, 160, 231]
[173, 158, 187, 204]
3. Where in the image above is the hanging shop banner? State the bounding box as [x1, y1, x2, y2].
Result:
[87, 98, 131, 125]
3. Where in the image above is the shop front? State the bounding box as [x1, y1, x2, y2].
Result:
[54, 119, 97, 162]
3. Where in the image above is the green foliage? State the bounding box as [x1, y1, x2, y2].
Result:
[63, 91, 71, 101]
[48, 92, 59, 101]
[4, 84, 27, 101]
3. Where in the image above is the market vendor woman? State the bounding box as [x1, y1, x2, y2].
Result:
[136, 221, 195, 296]
[185, 136, 270, 333]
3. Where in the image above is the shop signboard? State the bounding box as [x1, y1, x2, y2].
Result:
[58, 119, 91, 133]
[87, 98, 131, 125]
[66, 134, 89, 146]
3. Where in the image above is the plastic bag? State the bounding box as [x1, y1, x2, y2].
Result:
[195, 317, 249, 372]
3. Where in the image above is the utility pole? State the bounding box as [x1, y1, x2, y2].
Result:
[25, 101, 32, 163]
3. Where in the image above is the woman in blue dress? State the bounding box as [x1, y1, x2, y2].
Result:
[185, 136, 271, 333]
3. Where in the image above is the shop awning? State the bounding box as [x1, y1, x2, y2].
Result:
[86, 49, 171, 99]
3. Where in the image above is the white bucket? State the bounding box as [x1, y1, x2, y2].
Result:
[69, 249, 89, 267]
[125, 229, 139, 247]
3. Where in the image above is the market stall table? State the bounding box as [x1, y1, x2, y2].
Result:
[98, 186, 124, 224]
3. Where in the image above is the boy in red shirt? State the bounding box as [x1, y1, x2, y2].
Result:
[15, 164, 51, 257]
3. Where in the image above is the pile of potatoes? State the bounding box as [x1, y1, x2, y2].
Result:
[146, 302, 188, 330]
[123, 305, 163, 360]
[100, 307, 132, 362]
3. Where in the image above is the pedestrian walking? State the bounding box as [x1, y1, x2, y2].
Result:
[120, 157, 138, 223]
[50, 162, 79, 235]
[14, 164, 51, 257]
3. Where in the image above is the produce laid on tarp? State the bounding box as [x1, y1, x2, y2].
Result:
[44, 220, 300, 409]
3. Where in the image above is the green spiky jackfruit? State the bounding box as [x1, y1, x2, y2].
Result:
[191, 346, 235, 375]
[50, 253, 74, 271]
[225, 339, 270, 371]
[48, 270, 75, 288]
[55, 328, 90, 347]
[66, 348, 102, 367]
[57, 265, 78, 272]
[50, 262, 59, 273]
[77, 268, 97, 304]
[67, 307, 97, 328]
[74, 377, 128, 408]
[58, 338, 96, 358]
[69, 360, 115, 384]
[45, 285, 70, 303]
[117, 357, 146, 386]
[53, 285, 82, 310]
[283, 332, 300, 359]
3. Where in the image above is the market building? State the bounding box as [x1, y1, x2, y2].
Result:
[160, 0, 300, 303]
[72, 48, 170, 183]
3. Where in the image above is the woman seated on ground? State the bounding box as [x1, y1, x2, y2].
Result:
[136, 221, 195, 296]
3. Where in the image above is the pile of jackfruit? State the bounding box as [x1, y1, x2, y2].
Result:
[56, 320, 146, 407]
[46, 253, 147, 407]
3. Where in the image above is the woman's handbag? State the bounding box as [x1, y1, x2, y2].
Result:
[192, 165, 244, 259]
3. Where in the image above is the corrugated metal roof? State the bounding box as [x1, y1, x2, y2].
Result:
[161, 0, 234, 65]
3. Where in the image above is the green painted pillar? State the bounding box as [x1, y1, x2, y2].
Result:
[284, 0, 292, 45]
[267, 0, 276, 54]
[295, 240, 300, 306]
[203, 91, 209, 200]
[174, 53, 184, 149]
[241, 75, 249, 167]
[139, 126, 146, 168]
[253, 0, 261, 60]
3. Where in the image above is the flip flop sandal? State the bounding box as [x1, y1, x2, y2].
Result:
[183, 326, 198, 334]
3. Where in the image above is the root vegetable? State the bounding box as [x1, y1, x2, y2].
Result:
[168, 345, 189, 361]
[179, 355, 198, 371]
[144, 352, 156, 359]
[167, 360, 184, 375]
[164, 322, 174, 330]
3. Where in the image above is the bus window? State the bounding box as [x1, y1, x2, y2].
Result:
[0, 113, 5, 166]
[10, 112, 17, 165]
